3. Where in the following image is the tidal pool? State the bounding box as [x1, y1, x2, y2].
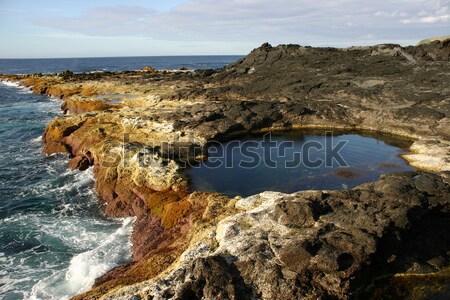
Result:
[185, 131, 416, 197]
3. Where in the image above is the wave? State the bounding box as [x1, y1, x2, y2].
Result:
[0, 79, 21, 88]
[30, 136, 43, 145]
[27, 217, 134, 300]
[0, 163, 134, 299]
[0, 79, 32, 94]
[88, 69, 109, 74]
[0, 77, 136, 300]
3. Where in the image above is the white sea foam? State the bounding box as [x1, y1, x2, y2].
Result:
[0, 159, 135, 299]
[0, 79, 21, 88]
[89, 69, 108, 74]
[48, 95, 61, 102]
[30, 136, 43, 144]
[0, 79, 32, 94]
[1, 209, 134, 299]
[28, 217, 135, 300]
[18, 87, 33, 94]
[19, 167, 96, 206]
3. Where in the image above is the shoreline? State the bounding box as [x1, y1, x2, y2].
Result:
[2, 40, 450, 299]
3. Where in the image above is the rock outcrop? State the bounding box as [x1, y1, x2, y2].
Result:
[1, 39, 449, 299]
[99, 172, 450, 300]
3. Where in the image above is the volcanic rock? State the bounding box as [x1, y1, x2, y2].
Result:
[1, 39, 449, 299]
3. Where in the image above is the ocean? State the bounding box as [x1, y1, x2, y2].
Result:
[0, 55, 243, 74]
[0, 56, 242, 300]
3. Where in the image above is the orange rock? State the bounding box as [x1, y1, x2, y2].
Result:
[62, 98, 112, 114]
[68, 155, 90, 171]
[62, 123, 107, 156]
[145, 190, 184, 218]
[161, 199, 192, 228]
[42, 119, 81, 155]
[94, 164, 118, 203]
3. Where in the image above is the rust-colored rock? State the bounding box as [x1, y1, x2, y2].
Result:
[61, 97, 113, 114]
[42, 118, 81, 155]
[68, 155, 90, 171]
[72, 192, 234, 300]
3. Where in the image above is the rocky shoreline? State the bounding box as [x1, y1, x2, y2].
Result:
[2, 39, 450, 299]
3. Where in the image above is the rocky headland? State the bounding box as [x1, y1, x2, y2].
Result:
[2, 38, 450, 299]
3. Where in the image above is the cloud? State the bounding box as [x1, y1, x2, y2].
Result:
[400, 0, 449, 23]
[33, 5, 156, 36]
[31, 0, 450, 46]
[374, 11, 408, 18]
[402, 14, 449, 23]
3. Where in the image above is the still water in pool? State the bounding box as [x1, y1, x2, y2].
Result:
[185, 131, 415, 197]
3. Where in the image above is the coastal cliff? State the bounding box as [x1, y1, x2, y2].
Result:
[2, 39, 450, 299]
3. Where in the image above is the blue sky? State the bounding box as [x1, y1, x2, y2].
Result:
[0, 0, 448, 58]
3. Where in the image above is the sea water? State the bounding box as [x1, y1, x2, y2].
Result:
[0, 55, 243, 75]
[0, 81, 134, 299]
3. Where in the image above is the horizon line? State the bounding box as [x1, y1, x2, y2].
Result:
[0, 54, 246, 60]
[0, 38, 429, 60]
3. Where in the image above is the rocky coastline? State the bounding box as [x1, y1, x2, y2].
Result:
[2, 39, 450, 299]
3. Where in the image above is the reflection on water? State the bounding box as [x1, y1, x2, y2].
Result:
[185, 131, 415, 197]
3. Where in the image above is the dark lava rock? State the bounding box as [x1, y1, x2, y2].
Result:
[140, 172, 450, 300]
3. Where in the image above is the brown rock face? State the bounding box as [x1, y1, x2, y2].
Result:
[61, 97, 113, 114]
[68, 155, 90, 171]
[42, 118, 82, 154]
[72, 192, 236, 300]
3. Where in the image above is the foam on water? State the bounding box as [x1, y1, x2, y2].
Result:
[28, 217, 135, 300]
[0, 82, 134, 300]
[0, 166, 134, 300]
[0, 80, 32, 94]
[0, 79, 21, 88]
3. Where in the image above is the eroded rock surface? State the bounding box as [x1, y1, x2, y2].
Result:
[1, 39, 449, 299]
[98, 172, 450, 300]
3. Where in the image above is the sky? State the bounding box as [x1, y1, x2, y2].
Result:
[0, 0, 448, 58]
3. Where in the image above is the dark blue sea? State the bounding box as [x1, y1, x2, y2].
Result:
[0, 56, 243, 74]
[0, 56, 241, 300]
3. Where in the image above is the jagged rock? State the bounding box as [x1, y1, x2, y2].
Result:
[68, 155, 90, 171]
[114, 172, 450, 300]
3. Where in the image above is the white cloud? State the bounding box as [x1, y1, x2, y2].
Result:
[400, 0, 449, 24]
[374, 11, 408, 17]
[402, 14, 449, 23]
[31, 0, 450, 47]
